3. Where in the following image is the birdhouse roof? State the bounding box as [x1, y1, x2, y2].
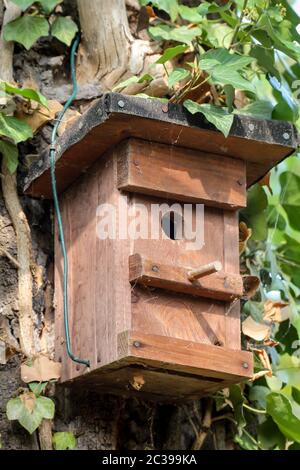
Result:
[24, 92, 298, 198]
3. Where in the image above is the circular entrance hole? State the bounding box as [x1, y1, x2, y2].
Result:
[161, 211, 184, 240]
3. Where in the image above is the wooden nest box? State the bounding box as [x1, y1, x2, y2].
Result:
[25, 93, 297, 401]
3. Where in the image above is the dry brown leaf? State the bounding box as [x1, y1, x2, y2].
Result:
[250, 370, 272, 382]
[263, 300, 289, 323]
[252, 348, 273, 377]
[57, 108, 81, 136]
[243, 275, 260, 299]
[130, 374, 145, 391]
[20, 391, 36, 413]
[16, 100, 63, 134]
[242, 316, 271, 342]
[239, 222, 252, 254]
[21, 355, 61, 383]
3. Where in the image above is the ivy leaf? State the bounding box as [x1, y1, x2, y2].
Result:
[250, 45, 280, 80]
[155, 44, 188, 65]
[18, 406, 43, 434]
[234, 432, 259, 450]
[51, 17, 78, 46]
[240, 184, 268, 240]
[199, 48, 254, 72]
[0, 113, 33, 143]
[183, 100, 234, 137]
[266, 393, 300, 442]
[280, 172, 300, 231]
[10, 0, 35, 10]
[1, 82, 48, 109]
[0, 140, 18, 174]
[258, 417, 286, 450]
[112, 74, 153, 92]
[235, 101, 274, 120]
[168, 68, 190, 88]
[52, 432, 77, 450]
[149, 25, 201, 44]
[3, 16, 49, 50]
[210, 68, 255, 93]
[35, 396, 55, 419]
[28, 381, 48, 396]
[38, 0, 63, 14]
[178, 5, 203, 22]
[6, 397, 23, 420]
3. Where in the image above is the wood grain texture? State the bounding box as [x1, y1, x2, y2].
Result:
[129, 253, 243, 301]
[118, 331, 253, 381]
[117, 139, 246, 210]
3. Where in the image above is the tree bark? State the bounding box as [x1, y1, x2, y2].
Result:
[0, 0, 21, 82]
[76, 0, 166, 94]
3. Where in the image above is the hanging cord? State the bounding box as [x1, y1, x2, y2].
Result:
[50, 35, 90, 368]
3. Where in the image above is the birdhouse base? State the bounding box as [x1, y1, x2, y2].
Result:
[65, 331, 252, 402]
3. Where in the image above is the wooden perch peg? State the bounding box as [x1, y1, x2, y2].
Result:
[187, 261, 222, 282]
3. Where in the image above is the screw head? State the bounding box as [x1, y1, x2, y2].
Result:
[161, 104, 168, 113]
[133, 341, 141, 348]
[118, 100, 125, 108]
[152, 265, 159, 272]
[24, 177, 29, 184]
[38, 159, 43, 168]
[248, 123, 255, 131]
[242, 362, 249, 369]
[283, 132, 290, 140]
[237, 179, 244, 186]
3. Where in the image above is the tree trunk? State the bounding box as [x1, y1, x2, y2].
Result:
[76, 0, 166, 95]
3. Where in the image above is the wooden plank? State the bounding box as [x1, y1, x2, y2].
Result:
[118, 331, 253, 381]
[117, 139, 246, 210]
[223, 211, 242, 350]
[129, 253, 243, 301]
[24, 93, 296, 198]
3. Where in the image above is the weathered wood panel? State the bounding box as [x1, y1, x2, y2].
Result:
[117, 139, 246, 210]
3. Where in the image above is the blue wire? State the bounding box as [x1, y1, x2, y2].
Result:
[50, 35, 90, 368]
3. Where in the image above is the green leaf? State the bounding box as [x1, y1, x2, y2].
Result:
[1, 81, 48, 108]
[280, 172, 300, 231]
[52, 432, 76, 450]
[18, 406, 43, 434]
[250, 45, 280, 80]
[155, 44, 188, 65]
[6, 398, 23, 420]
[35, 396, 55, 419]
[11, 0, 35, 10]
[235, 101, 274, 120]
[266, 393, 300, 442]
[234, 432, 259, 450]
[178, 5, 203, 23]
[210, 68, 255, 93]
[0, 113, 33, 143]
[258, 417, 286, 450]
[112, 76, 138, 91]
[199, 48, 254, 73]
[240, 184, 268, 240]
[276, 353, 300, 387]
[224, 84, 234, 112]
[0, 140, 18, 174]
[3, 16, 49, 50]
[168, 68, 190, 88]
[28, 382, 48, 396]
[229, 384, 246, 431]
[51, 17, 78, 46]
[183, 100, 234, 137]
[149, 25, 201, 44]
[38, 0, 63, 14]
